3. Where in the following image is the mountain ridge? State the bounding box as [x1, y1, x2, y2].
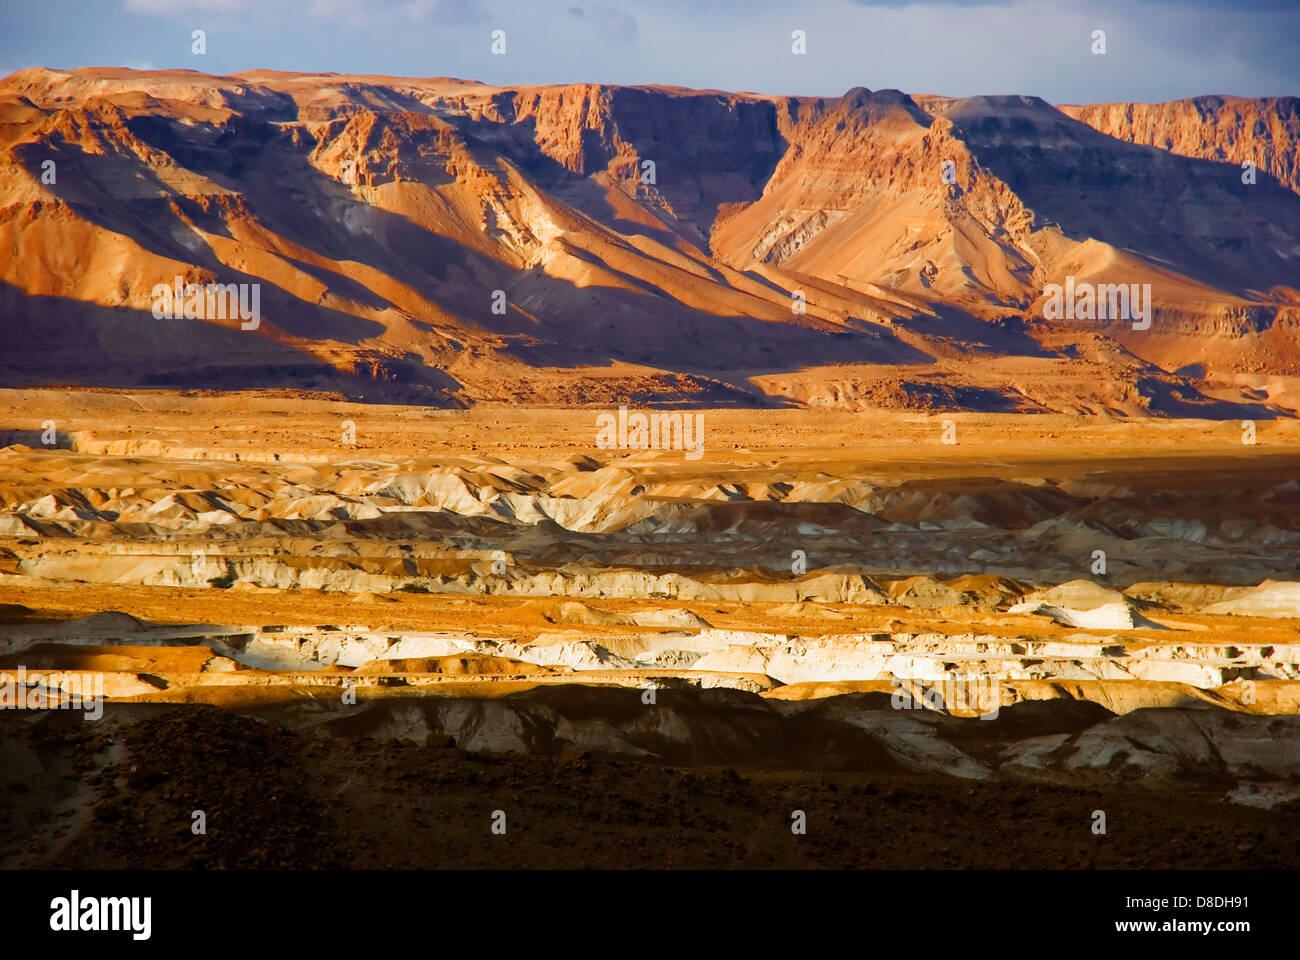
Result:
[2, 67, 1297, 414]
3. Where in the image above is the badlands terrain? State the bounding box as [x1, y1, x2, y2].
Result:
[2, 394, 1300, 867]
[1, 67, 1299, 867]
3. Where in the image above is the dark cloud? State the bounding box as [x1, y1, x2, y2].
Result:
[566, 4, 638, 43]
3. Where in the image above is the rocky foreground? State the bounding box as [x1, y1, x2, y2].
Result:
[3, 702, 1298, 870]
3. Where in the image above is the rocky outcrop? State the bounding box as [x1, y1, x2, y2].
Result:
[1058, 96, 1300, 195]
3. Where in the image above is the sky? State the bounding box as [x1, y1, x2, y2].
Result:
[0, 0, 1296, 103]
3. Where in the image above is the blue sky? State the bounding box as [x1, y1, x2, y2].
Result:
[1, 0, 1296, 103]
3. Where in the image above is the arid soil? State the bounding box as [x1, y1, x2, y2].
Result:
[3, 703, 1296, 870]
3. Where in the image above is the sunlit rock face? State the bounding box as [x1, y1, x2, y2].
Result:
[2, 68, 1299, 414]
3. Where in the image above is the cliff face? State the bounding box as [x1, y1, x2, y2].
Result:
[712, 89, 1047, 309]
[1, 67, 1298, 414]
[1058, 96, 1300, 195]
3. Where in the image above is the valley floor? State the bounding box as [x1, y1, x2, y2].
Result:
[2, 394, 1299, 868]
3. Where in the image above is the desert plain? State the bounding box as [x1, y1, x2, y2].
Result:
[2, 390, 1299, 868]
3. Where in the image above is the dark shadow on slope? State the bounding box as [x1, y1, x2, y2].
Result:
[1137, 376, 1278, 420]
[0, 283, 461, 403]
[893, 303, 1056, 359]
[937, 96, 1300, 297]
[15, 144, 388, 345]
[445, 89, 790, 253]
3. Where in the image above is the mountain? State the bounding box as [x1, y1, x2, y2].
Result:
[2, 67, 1298, 414]
[1059, 95, 1300, 196]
